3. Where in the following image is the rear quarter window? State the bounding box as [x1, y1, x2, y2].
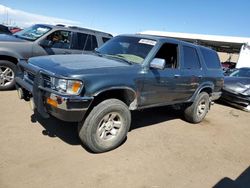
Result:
[72, 33, 98, 51]
[183, 46, 201, 69]
[200, 48, 221, 69]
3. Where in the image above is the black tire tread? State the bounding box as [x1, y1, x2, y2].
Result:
[184, 92, 210, 123]
[78, 99, 131, 153]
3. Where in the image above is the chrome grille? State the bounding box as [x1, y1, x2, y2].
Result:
[27, 72, 35, 81]
[23, 70, 55, 89]
[42, 74, 52, 88]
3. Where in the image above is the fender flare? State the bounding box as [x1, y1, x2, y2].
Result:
[93, 86, 137, 97]
[92, 86, 138, 110]
[0, 49, 21, 63]
[189, 82, 214, 102]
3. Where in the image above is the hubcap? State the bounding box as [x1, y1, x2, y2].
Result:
[197, 99, 207, 117]
[97, 112, 122, 141]
[0, 66, 14, 86]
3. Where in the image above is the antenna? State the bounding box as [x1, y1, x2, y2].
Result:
[82, 34, 90, 54]
[82, 14, 95, 54]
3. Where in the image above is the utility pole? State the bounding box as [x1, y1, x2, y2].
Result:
[6, 9, 9, 25]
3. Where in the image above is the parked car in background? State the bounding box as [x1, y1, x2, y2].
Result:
[223, 68, 237, 76]
[221, 67, 250, 111]
[221, 61, 236, 70]
[16, 34, 224, 153]
[0, 24, 112, 90]
[0, 25, 22, 34]
[0, 24, 12, 35]
[9, 27, 22, 34]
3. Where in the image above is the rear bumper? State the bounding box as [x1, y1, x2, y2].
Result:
[15, 63, 93, 122]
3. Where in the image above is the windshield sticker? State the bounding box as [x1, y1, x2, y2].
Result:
[139, 39, 156, 46]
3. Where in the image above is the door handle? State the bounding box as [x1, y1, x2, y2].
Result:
[63, 52, 71, 54]
[174, 74, 180, 78]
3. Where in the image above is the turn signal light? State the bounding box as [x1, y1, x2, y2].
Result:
[72, 81, 81, 93]
[46, 98, 58, 108]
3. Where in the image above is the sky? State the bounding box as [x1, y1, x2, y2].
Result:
[0, 0, 250, 37]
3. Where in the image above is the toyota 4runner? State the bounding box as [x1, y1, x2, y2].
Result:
[15, 34, 224, 153]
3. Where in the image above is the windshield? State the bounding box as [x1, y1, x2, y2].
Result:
[14, 24, 51, 41]
[96, 36, 156, 64]
[230, 68, 250, 78]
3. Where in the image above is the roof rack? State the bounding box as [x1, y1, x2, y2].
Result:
[68, 26, 97, 32]
[56, 24, 66, 27]
[68, 26, 112, 36]
[53, 24, 112, 37]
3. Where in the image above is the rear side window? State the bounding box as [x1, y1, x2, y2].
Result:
[183, 46, 201, 69]
[72, 33, 98, 51]
[201, 48, 221, 69]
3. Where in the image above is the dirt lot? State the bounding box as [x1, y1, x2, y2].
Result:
[0, 90, 250, 188]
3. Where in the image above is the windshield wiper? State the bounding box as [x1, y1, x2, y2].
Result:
[105, 54, 133, 65]
[92, 49, 104, 57]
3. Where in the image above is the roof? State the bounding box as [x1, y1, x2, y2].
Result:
[121, 34, 200, 45]
[124, 34, 181, 42]
[119, 34, 213, 52]
[34, 24, 113, 37]
[139, 31, 250, 53]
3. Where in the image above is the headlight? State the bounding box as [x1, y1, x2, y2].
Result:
[55, 79, 83, 95]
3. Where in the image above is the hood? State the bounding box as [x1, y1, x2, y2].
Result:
[224, 76, 250, 96]
[28, 54, 133, 76]
[0, 34, 27, 42]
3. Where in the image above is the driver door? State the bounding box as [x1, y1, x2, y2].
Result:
[33, 30, 73, 56]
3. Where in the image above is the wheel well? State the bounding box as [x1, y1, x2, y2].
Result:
[0, 55, 18, 64]
[200, 87, 212, 95]
[92, 89, 137, 108]
[81, 89, 137, 122]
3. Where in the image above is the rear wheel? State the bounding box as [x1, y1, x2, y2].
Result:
[78, 99, 131, 153]
[184, 92, 210, 123]
[0, 60, 16, 90]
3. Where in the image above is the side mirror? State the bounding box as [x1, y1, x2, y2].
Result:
[39, 40, 53, 48]
[150, 58, 166, 70]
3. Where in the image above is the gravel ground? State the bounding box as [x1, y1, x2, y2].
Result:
[0, 90, 250, 188]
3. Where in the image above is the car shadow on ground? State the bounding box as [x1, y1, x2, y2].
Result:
[213, 166, 250, 188]
[31, 111, 80, 145]
[130, 106, 183, 130]
[31, 106, 183, 146]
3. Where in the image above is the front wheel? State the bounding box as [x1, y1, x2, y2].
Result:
[78, 99, 131, 153]
[0, 60, 16, 91]
[184, 92, 210, 123]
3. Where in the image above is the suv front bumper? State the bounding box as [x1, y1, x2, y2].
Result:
[15, 63, 93, 122]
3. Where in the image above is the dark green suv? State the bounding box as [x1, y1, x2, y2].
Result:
[16, 35, 224, 153]
[0, 24, 112, 90]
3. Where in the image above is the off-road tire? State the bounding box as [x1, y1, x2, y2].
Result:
[78, 99, 131, 153]
[184, 92, 210, 123]
[0, 60, 16, 90]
